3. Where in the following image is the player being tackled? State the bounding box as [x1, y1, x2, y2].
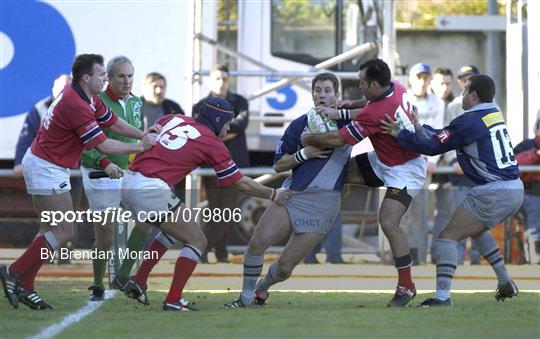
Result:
[223, 73, 352, 309]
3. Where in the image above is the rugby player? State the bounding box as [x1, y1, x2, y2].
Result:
[80, 56, 144, 301]
[302, 59, 426, 307]
[0, 54, 158, 310]
[222, 72, 351, 308]
[119, 97, 291, 311]
[380, 74, 523, 306]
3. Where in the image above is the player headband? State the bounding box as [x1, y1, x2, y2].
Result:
[196, 97, 234, 135]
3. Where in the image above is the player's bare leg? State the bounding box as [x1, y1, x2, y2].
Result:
[127, 203, 205, 310]
[255, 232, 325, 304]
[226, 203, 292, 307]
[1, 192, 73, 309]
[378, 194, 417, 307]
[422, 205, 516, 307]
[344, 158, 366, 186]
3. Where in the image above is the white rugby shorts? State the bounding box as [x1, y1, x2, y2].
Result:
[81, 166, 122, 211]
[367, 151, 426, 198]
[121, 170, 180, 218]
[22, 149, 71, 195]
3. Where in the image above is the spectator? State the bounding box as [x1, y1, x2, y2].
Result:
[514, 112, 540, 264]
[193, 64, 250, 263]
[403, 62, 445, 264]
[141, 72, 184, 128]
[360, 0, 379, 60]
[446, 64, 482, 264]
[430, 67, 455, 108]
[13, 74, 72, 176]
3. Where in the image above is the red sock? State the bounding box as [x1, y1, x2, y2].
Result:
[397, 266, 413, 289]
[18, 259, 43, 291]
[134, 239, 167, 286]
[9, 236, 49, 284]
[165, 257, 197, 303]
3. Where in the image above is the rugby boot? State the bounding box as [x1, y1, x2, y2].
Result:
[387, 284, 416, 307]
[495, 280, 519, 301]
[254, 290, 269, 306]
[0, 265, 19, 309]
[88, 285, 105, 302]
[162, 298, 198, 311]
[221, 298, 253, 308]
[17, 288, 52, 310]
[419, 297, 452, 307]
[110, 276, 128, 291]
[124, 277, 149, 305]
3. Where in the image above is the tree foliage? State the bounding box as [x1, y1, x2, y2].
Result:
[396, 0, 507, 28]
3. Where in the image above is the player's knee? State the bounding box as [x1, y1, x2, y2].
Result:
[247, 237, 268, 256]
[193, 234, 207, 253]
[379, 214, 398, 233]
[55, 222, 75, 244]
[276, 259, 294, 279]
[438, 228, 458, 241]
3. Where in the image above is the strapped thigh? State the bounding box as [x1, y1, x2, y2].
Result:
[384, 187, 413, 210]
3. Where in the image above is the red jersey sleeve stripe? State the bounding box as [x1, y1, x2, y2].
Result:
[349, 121, 367, 139]
[96, 108, 113, 125]
[216, 163, 240, 179]
[339, 121, 365, 145]
[80, 125, 104, 144]
[217, 171, 243, 186]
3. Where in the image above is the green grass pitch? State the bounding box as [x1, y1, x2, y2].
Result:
[1, 279, 539, 338]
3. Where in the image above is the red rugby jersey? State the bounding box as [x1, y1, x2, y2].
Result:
[31, 83, 117, 168]
[129, 114, 243, 188]
[339, 81, 420, 166]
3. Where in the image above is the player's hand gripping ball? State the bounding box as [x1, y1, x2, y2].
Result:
[306, 107, 338, 133]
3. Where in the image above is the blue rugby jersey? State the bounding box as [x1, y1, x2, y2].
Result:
[396, 103, 520, 185]
[274, 115, 351, 191]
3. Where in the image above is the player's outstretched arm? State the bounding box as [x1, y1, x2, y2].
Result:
[274, 146, 331, 172]
[316, 106, 361, 121]
[379, 114, 462, 156]
[95, 135, 156, 155]
[232, 176, 291, 205]
[109, 117, 162, 140]
[337, 98, 367, 110]
[301, 131, 345, 149]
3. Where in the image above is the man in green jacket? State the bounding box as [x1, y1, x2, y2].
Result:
[81, 56, 147, 301]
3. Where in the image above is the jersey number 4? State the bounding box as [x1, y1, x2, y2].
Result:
[158, 116, 201, 150]
[490, 125, 516, 169]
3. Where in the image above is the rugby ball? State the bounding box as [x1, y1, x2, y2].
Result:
[306, 107, 338, 133]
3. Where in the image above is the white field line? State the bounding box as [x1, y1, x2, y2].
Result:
[27, 290, 117, 339]
[164, 289, 540, 294]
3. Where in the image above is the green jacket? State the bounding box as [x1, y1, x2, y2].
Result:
[80, 87, 144, 170]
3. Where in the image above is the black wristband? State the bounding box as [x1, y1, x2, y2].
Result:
[293, 148, 308, 163]
[339, 109, 351, 120]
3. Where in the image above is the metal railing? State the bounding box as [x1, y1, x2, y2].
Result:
[1, 165, 539, 260]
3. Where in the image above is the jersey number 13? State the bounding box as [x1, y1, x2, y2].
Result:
[490, 125, 516, 169]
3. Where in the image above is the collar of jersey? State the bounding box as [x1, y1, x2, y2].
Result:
[105, 85, 132, 102]
[72, 82, 91, 104]
[370, 82, 394, 103]
[464, 102, 498, 113]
